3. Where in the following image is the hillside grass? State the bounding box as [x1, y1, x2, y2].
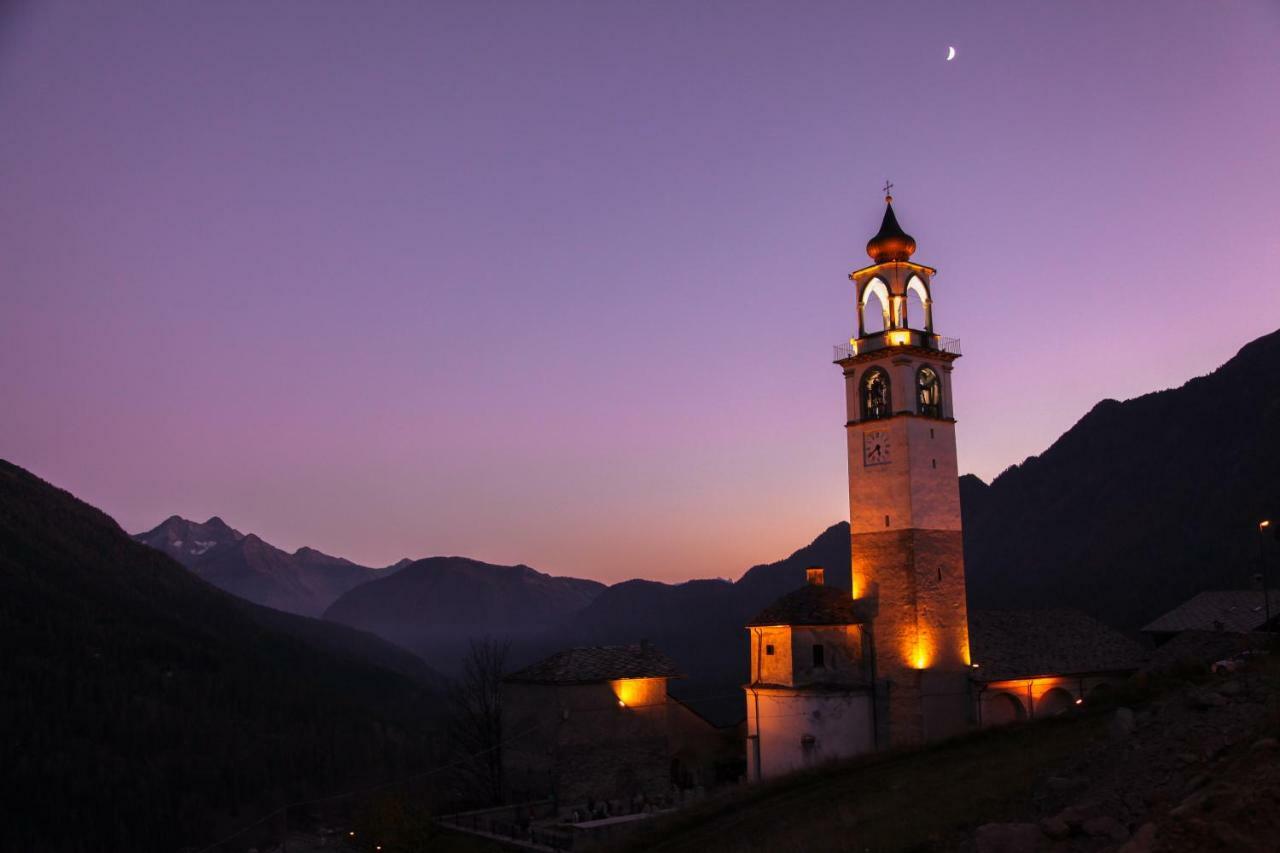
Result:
[618, 712, 1107, 853]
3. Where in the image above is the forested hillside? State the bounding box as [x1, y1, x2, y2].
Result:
[962, 328, 1280, 629]
[0, 461, 444, 853]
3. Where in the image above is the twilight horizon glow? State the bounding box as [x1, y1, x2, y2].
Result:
[2, 2, 1278, 584]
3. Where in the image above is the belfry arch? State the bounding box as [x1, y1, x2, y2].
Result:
[905, 274, 932, 332]
[859, 277, 890, 336]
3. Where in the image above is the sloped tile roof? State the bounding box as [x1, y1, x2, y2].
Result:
[1140, 590, 1280, 635]
[1141, 629, 1271, 675]
[504, 643, 682, 685]
[747, 583, 874, 627]
[969, 609, 1146, 682]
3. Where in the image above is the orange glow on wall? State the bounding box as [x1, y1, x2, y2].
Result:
[610, 677, 664, 710]
[910, 633, 932, 670]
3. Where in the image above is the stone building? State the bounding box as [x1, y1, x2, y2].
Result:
[968, 609, 1145, 725]
[503, 642, 728, 805]
[744, 194, 1145, 779]
[744, 568, 874, 781]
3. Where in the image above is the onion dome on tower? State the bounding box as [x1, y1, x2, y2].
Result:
[865, 194, 916, 263]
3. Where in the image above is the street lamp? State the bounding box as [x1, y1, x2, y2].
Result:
[1260, 521, 1273, 632]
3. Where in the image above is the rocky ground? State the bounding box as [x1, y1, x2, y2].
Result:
[967, 655, 1280, 853]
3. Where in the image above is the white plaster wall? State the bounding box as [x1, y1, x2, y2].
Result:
[748, 626, 794, 686]
[745, 690, 874, 781]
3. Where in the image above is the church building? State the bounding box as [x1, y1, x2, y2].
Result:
[744, 193, 1143, 780]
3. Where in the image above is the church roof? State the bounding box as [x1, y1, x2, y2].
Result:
[969, 609, 1145, 682]
[504, 643, 682, 685]
[865, 196, 917, 263]
[1140, 589, 1280, 635]
[747, 583, 873, 627]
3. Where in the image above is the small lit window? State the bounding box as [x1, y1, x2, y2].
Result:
[812, 644, 825, 668]
[765, 644, 775, 656]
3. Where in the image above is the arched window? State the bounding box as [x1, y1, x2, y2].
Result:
[916, 366, 942, 418]
[861, 368, 892, 421]
[905, 275, 931, 331]
[860, 278, 890, 336]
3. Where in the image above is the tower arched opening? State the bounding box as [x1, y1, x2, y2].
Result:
[905, 275, 931, 331]
[860, 368, 892, 421]
[916, 366, 942, 418]
[860, 278, 890, 336]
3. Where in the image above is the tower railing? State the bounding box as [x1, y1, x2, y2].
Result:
[832, 331, 961, 362]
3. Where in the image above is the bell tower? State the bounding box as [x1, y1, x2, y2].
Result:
[835, 192, 972, 747]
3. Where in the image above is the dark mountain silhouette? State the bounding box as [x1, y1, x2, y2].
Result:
[961, 327, 1280, 630]
[0, 460, 443, 853]
[134, 515, 404, 616]
[323, 556, 607, 671]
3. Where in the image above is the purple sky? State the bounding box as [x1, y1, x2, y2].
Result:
[3, 2, 1278, 583]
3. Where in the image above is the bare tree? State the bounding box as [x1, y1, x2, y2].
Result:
[447, 637, 510, 805]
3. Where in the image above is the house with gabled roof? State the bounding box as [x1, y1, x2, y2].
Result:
[502, 642, 727, 806]
[744, 567, 876, 780]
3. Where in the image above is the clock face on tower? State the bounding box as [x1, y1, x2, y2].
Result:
[863, 429, 892, 466]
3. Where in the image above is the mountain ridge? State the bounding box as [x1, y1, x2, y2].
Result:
[961, 327, 1280, 629]
[323, 555, 607, 671]
[133, 514, 407, 616]
[0, 459, 444, 852]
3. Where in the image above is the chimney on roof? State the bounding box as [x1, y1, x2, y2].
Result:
[806, 567, 825, 586]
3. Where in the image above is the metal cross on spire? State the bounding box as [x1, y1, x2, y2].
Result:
[882, 180, 894, 200]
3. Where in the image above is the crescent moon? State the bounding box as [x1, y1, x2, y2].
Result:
[946, 46, 956, 61]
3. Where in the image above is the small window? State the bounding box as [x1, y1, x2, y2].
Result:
[932, 458, 937, 469]
[930, 428, 935, 439]
[812, 644, 825, 668]
[884, 515, 890, 528]
[937, 566, 943, 582]
[765, 644, 775, 656]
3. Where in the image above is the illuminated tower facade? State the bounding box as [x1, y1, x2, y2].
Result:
[834, 193, 972, 746]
